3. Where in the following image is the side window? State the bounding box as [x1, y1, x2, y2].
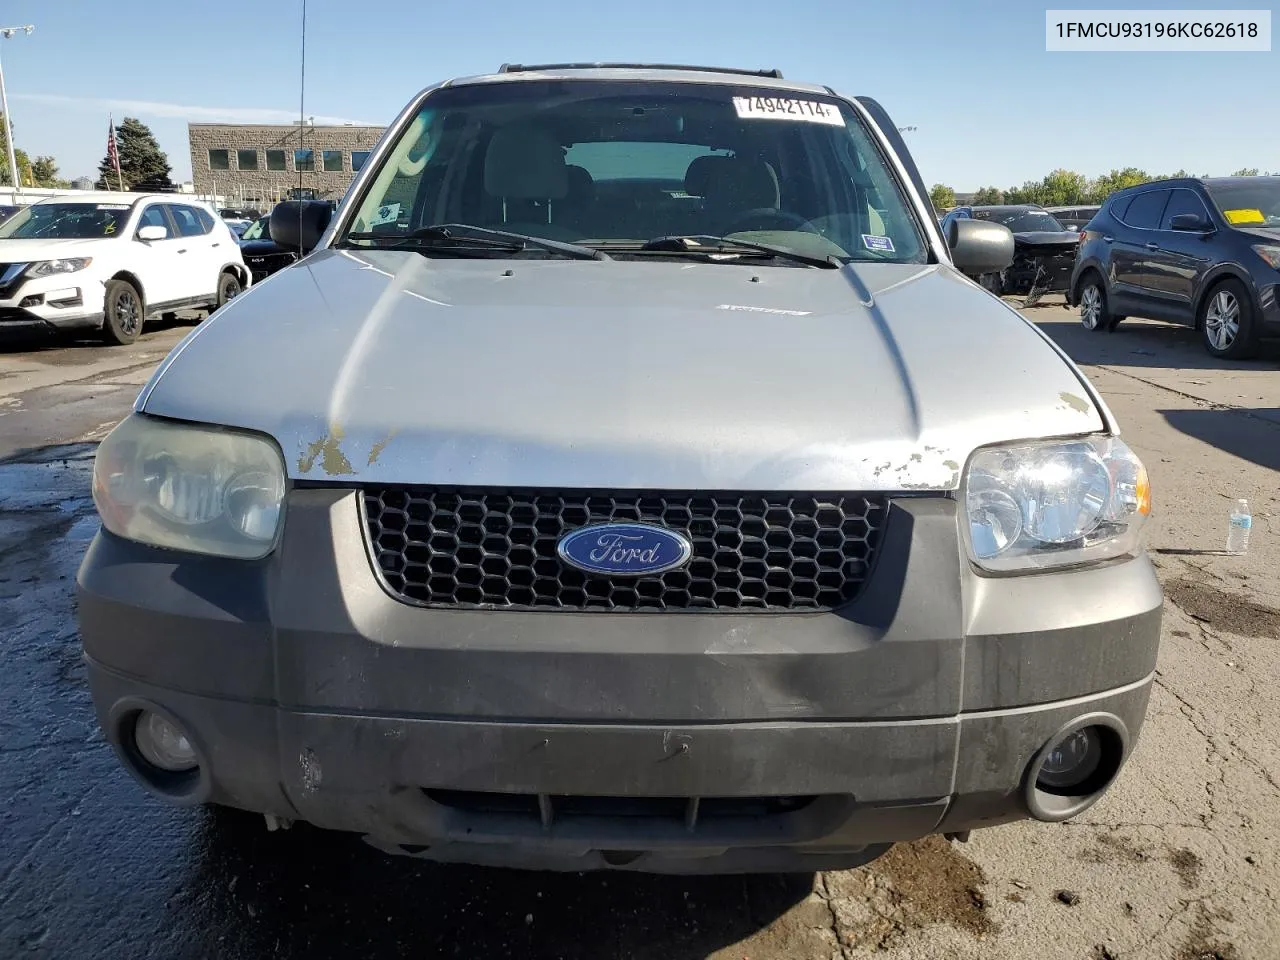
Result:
[194, 207, 216, 232]
[1121, 190, 1170, 230]
[1110, 196, 1133, 221]
[1160, 189, 1210, 229]
[168, 205, 204, 237]
[137, 205, 170, 237]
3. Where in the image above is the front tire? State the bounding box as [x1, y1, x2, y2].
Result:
[1200, 278, 1259, 360]
[1077, 273, 1123, 332]
[100, 279, 144, 345]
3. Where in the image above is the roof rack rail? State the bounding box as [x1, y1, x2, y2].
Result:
[497, 62, 784, 79]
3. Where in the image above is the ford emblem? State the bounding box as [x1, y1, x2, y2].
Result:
[557, 522, 693, 577]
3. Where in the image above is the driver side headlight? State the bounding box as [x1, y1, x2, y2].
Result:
[27, 258, 93, 277]
[963, 436, 1150, 572]
[92, 415, 286, 559]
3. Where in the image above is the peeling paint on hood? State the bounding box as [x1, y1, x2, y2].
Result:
[138, 250, 1107, 491]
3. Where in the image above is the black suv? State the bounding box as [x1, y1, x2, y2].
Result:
[1069, 176, 1280, 359]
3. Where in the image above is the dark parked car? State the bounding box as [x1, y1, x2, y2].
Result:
[940, 204, 1080, 303]
[0, 204, 20, 223]
[237, 215, 298, 282]
[1069, 176, 1280, 359]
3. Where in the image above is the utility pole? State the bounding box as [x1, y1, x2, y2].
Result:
[0, 25, 34, 200]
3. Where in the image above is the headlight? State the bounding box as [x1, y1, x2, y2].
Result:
[92, 415, 286, 559]
[963, 436, 1150, 572]
[26, 258, 92, 277]
[1252, 244, 1280, 269]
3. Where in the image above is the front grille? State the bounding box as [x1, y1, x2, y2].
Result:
[362, 487, 888, 611]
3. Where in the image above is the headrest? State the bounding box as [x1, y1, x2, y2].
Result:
[484, 126, 568, 200]
[683, 155, 729, 197]
[703, 156, 780, 210]
[565, 164, 595, 201]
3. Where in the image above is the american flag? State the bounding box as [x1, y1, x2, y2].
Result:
[107, 116, 123, 188]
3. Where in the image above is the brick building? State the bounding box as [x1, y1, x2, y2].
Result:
[187, 122, 386, 207]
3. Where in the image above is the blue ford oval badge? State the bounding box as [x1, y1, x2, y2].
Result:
[557, 522, 693, 577]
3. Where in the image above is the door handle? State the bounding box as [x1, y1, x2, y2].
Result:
[1102, 235, 1114, 243]
[177, 249, 188, 254]
[212, 242, 221, 248]
[1145, 242, 1159, 251]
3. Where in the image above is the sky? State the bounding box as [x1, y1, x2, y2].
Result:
[1, 0, 1275, 191]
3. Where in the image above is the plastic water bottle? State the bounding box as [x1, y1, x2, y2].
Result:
[1226, 499, 1252, 554]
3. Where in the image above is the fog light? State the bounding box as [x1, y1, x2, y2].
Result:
[18, 294, 43, 307]
[1036, 727, 1102, 791]
[134, 710, 197, 772]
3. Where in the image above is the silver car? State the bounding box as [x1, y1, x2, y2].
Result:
[76, 63, 1162, 874]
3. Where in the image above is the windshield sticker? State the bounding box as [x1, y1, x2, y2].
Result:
[862, 234, 895, 253]
[96, 204, 129, 211]
[1223, 208, 1264, 225]
[732, 97, 843, 126]
[367, 202, 401, 227]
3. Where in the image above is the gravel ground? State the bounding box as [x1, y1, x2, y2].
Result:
[0, 304, 1277, 959]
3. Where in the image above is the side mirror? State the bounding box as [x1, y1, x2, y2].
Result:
[946, 218, 1014, 273]
[270, 200, 333, 254]
[1170, 212, 1213, 232]
[136, 224, 167, 242]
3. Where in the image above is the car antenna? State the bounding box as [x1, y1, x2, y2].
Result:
[295, 0, 307, 257]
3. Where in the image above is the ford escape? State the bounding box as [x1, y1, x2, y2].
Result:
[76, 63, 1162, 874]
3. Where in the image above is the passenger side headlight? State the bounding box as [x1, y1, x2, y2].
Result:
[92, 415, 286, 559]
[1251, 244, 1280, 269]
[963, 436, 1150, 572]
[27, 258, 93, 277]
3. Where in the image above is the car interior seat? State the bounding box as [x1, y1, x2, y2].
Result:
[482, 125, 580, 241]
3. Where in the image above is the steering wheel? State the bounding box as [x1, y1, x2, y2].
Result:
[721, 208, 820, 235]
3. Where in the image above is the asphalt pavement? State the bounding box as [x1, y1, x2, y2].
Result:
[1, 304, 1278, 959]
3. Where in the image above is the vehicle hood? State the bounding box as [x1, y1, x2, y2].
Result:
[1236, 226, 1280, 243]
[0, 238, 107, 260]
[138, 250, 1108, 490]
[1011, 231, 1081, 249]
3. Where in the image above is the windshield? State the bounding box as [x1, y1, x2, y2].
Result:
[1203, 179, 1280, 226]
[0, 202, 132, 240]
[980, 210, 1065, 233]
[240, 217, 270, 241]
[341, 80, 927, 263]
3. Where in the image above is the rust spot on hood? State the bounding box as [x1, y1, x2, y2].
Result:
[367, 430, 398, 466]
[297, 423, 355, 476]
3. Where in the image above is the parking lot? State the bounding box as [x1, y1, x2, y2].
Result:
[1, 305, 1278, 960]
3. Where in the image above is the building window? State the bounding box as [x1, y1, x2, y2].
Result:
[237, 149, 259, 170]
[352, 150, 371, 172]
[208, 149, 229, 171]
[322, 150, 344, 172]
[266, 149, 286, 171]
[294, 148, 315, 172]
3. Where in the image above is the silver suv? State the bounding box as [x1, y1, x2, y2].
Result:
[76, 64, 1162, 874]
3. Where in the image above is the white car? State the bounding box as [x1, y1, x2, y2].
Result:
[0, 193, 250, 344]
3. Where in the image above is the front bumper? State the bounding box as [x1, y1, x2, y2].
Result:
[0, 273, 106, 333]
[77, 489, 1164, 873]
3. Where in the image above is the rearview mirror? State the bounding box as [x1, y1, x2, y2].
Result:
[136, 224, 167, 242]
[270, 200, 333, 254]
[1170, 212, 1213, 232]
[946, 218, 1014, 273]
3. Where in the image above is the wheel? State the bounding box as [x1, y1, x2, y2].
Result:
[216, 271, 243, 309]
[100, 279, 144, 345]
[1077, 272, 1123, 332]
[1199, 278, 1259, 360]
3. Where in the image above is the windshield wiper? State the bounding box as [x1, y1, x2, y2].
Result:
[343, 223, 610, 261]
[631, 235, 842, 269]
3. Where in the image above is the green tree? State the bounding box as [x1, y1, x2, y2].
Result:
[1039, 168, 1089, 206]
[1086, 167, 1152, 203]
[1004, 181, 1048, 205]
[30, 156, 60, 187]
[971, 186, 1003, 205]
[1231, 167, 1260, 177]
[96, 117, 173, 191]
[929, 183, 956, 210]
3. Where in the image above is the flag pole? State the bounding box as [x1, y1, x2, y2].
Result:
[109, 114, 124, 191]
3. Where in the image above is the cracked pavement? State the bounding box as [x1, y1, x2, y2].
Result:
[0, 308, 1277, 959]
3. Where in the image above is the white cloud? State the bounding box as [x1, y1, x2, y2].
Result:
[14, 92, 378, 127]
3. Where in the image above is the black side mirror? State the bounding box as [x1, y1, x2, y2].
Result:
[270, 200, 333, 254]
[1169, 212, 1213, 233]
[946, 217, 1014, 273]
